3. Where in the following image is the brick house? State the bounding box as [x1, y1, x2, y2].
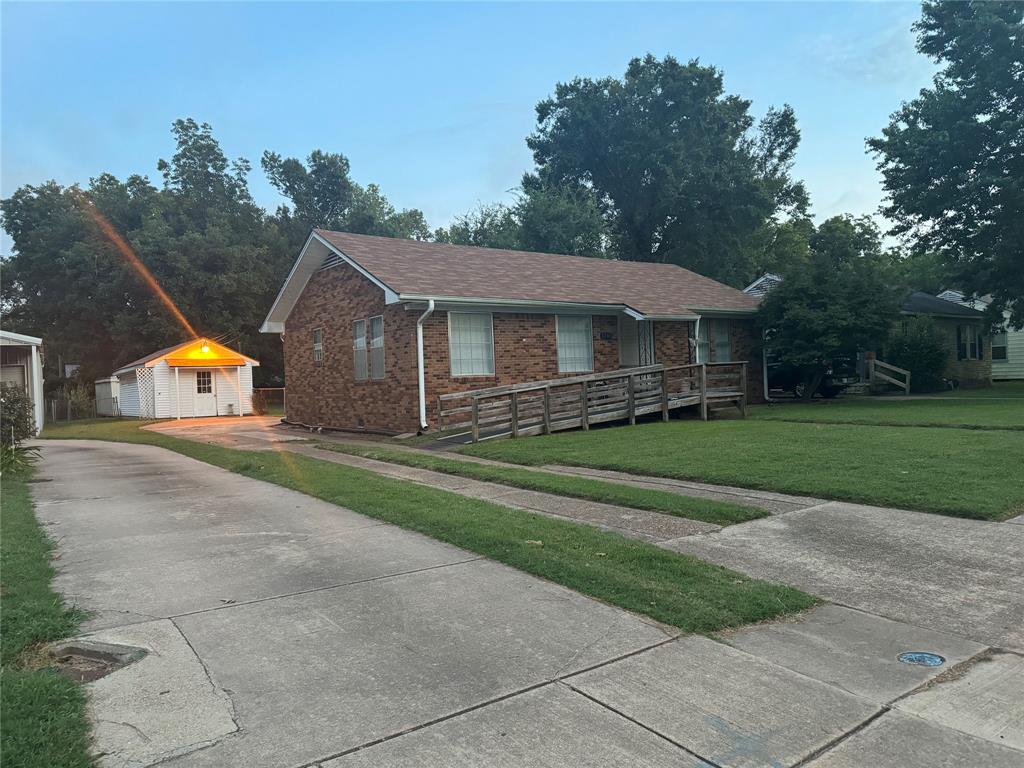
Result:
[262, 230, 764, 434]
[901, 292, 992, 387]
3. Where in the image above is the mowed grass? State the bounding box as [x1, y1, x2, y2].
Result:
[315, 442, 765, 526]
[41, 420, 816, 633]
[1, 469, 93, 768]
[462, 419, 1024, 521]
[752, 386, 1024, 430]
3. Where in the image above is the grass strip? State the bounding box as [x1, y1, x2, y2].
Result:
[315, 442, 765, 526]
[1, 469, 93, 768]
[750, 398, 1024, 431]
[41, 420, 816, 634]
[460, 419, 1024, 521]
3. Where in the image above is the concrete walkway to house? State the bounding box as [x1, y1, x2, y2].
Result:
[33, 439, 1024, 767]
[148, 417, 1024, 651]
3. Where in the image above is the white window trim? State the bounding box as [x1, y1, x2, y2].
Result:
[556, 315, 594, 373]
[369, 315, 385, 380]
[448, 312, 495, 377]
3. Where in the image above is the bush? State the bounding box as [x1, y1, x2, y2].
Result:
[57, 382, 94, 420]
[885, 317, 949, 393]
[0, 386, 36, 446]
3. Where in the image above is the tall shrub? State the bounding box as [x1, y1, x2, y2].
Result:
[0, 385, 36, 446]
[885, 317, 948, 393]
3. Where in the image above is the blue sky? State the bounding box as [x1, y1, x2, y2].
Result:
[2, 1, 935, 252]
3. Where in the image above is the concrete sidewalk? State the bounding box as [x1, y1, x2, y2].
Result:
[33, 439, 1024, 767]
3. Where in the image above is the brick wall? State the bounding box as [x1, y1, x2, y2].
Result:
[729, 320, 765, 404]
[936, 317, 992, 387]
[283, 263, 421, 433]
[283, 265, 765, 432]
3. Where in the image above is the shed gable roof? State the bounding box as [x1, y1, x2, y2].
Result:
[261, 230, 759, 332]
[113, 338, 259, 376]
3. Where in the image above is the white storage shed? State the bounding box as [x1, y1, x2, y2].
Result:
[113, 338, 259, 419]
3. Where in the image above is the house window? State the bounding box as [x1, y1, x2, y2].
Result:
[957, 324, 982, 361]
[369, 315, 385, 380]
[992, 328, 1008, 361]
[711, 320, 732, 362]
[353, 319, 368, 380]
[556, 315, 594, 373]
[312, 328, 324, 365]
[196, 370, 212, 394]
[449, 312, 494, 376]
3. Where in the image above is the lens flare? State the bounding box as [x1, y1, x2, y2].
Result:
[74, 191, 197, 339]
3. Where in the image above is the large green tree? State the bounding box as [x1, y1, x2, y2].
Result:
[759, 215, 900, 397]
[868, 1, 1024, 327]
[261, 150, 430, 247]
[527, 54, 808, 285]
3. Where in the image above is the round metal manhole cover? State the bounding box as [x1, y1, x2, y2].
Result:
[898, 651, 946, 667]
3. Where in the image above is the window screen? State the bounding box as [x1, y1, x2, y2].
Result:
[353, 319, 368, 381]
[312, 328, 324, 365]
[557, 316, 594, 373]
[449, 313, 494, 376]
[992, 329, 1008, 361]
[712, 320, 732, 362]
[369, 315, 385, 380]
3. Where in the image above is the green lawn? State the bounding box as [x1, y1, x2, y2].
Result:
[1, 469, 93, 768]
[751, 395, 1024, 430]
[315, 442, 765, 526]
[461, 419, 1024, 521]
[41, 420, 815, 634]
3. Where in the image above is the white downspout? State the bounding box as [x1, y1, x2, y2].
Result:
[692, 315, 702, 363]
[762, 331, 773, 402]
[30, 344, 44, 434]
[416, 299, 436, 431]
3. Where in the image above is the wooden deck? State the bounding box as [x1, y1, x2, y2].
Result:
[438, 362, 748, 442]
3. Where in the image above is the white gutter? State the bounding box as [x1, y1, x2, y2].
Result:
[416, 298, 435, 430]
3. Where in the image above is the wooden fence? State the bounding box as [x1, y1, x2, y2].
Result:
[438, 362, 747, 442]
[867, 359, 911, 395]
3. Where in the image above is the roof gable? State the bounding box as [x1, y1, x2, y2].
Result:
[114, 338, 259, 375]
[262, 230, 759, 332]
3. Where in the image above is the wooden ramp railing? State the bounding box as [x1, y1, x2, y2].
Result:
[868, 359, 911, 395]
[438, 362, 748, 442]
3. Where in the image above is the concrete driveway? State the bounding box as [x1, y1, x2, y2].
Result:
[32, 439, 1024, 768]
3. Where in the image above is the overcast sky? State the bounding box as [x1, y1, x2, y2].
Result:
[2, 1, 936, 253]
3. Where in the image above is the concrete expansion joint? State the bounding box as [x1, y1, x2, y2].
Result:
[789, 706, 890, 768]
[168, 618, 242, 735]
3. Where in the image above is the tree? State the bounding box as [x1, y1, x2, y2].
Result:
[433, 203, 520, 249]
[262, 150, 430, 245]
[515, 178, 608, 257]
[759, 215, 900, 398]
[527, 54, 808, 284]
[868, 1, 1024, 327]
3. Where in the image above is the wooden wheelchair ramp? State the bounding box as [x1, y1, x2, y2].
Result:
[438, 362, 748, 442]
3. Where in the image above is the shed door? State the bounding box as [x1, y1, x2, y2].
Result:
[194, 370, 217, 416]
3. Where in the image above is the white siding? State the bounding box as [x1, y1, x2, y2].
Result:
[994, 324, 1024, 380]
[153, 362, 172, 418]
[240, 364, 254, 414]
[118, 371, 141, 417]
[214, 368, 245, 416]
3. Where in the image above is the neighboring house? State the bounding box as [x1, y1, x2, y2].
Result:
[743, 274, 993, 389]
[937, 290, 1022, 380]
[262, 230, 763, 434]
[901, 291, 991, 387]
[0, 330, 45, 433]
[112, 338, 259, 418]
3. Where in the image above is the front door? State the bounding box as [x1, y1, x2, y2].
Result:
[194, 370, 217, 416]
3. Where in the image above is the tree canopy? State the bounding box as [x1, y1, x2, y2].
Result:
[868, 1, 1024, 327]
[525, 54, 808, 285]
[758, 215, 901, 397]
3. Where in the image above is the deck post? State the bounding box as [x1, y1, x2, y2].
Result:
[700, 364, 709, 421]
[739, 362, 748, 417]
[580, 381, 590, 430]
[660, 369, 670, 421]
[510, 391, 520, 438]
[471, 398, 480, 442]
[905, 371, 911, 396]
[437, 396, 444, 430]
[542, 386, 551, 434]
[627, 374, 636, 425]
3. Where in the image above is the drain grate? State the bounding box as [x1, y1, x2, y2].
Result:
[897, 651, 946, 667]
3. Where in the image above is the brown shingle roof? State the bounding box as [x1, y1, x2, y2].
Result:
[315, 230, 759, 316]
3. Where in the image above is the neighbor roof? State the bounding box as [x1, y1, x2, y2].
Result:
[902, 291, 986, 319]
[262, 230, 759, 332]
